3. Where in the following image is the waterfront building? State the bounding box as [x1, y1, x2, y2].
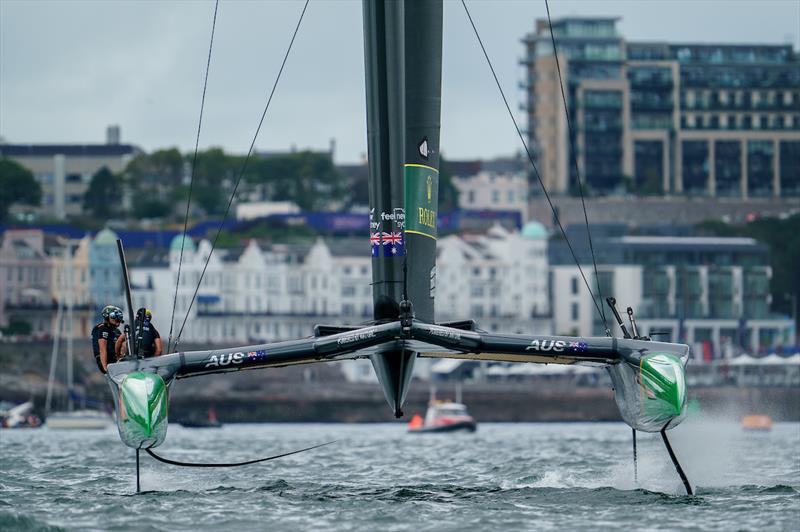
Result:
[436, 222, 551, 335]
[50, 235, 93, 337]
[0, 127, 140, 220]
[521, 17, 800, 197]
[0, 229, 55, 334]
[452, 171, 529, 221]
[549, 230, 795, 358]
[88, 228, 124, 314]
[122, 224, 551, 348]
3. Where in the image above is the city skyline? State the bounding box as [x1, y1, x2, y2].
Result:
[1, 0, 799, 164]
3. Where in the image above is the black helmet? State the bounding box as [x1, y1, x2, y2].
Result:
[102, 305, 124, 322]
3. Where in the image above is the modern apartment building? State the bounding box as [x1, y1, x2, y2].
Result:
[521, 17, 800, 197]
[0, 127, 140, 219]
[549, 231, 795, 358]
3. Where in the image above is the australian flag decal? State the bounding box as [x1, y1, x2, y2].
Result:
[382, 231, 405, 257]
[370, 233, 381, 257]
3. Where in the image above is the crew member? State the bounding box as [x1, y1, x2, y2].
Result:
[118, 307, 162, 359]
[91, 305, 125, 373]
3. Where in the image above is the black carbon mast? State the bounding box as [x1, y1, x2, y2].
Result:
[363, 0, 443, 417]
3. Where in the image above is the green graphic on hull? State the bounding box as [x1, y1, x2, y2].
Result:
[640, 352, 687, 422]
[404, 164, 438, 240]
[117, 371, 168, 449]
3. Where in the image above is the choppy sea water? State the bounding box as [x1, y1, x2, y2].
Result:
[1, 419, 798, 531]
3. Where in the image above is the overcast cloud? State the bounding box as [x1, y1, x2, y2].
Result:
[1, 0, 798, 164]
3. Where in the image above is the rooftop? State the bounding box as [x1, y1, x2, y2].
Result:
[0, 143, 140, 158]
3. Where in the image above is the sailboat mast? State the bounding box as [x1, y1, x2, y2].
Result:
[364, 0, 406, 321]
[66, 241, 75, 411]
[364, 0, 442, 323]
[363, 0, 443, 417]
[403, 0, 442, 323]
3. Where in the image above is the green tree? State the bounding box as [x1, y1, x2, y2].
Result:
[1, 318, 33, 336]
[124, 148, 185, 220]
[0, 158, 42, 221]
[437, 156, 461, 212]
[190, 148, 238, 215]
[246, 151, 346, 211]
[82, 167, 118, 219]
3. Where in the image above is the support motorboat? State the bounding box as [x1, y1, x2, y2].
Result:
[408, 400, 476, 433]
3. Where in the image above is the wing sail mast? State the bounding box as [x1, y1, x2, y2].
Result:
[363, 0, 443, 416]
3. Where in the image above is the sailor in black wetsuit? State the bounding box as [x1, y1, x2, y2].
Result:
[91, 305, 125, 373]
[118, 308, 162, 359]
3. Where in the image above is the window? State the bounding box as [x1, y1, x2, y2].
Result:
[571, 302, 579, 321]
[468, 190, 475, 204]
[492, 190, 500, 203]
[571, 277, 579, 295]
[342, 286, 356, 297]
[507, 190, 514, 203]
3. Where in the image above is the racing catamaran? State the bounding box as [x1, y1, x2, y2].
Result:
[106, 0, 693, 495]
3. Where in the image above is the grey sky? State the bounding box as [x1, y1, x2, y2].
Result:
[1, 0, 798, 164]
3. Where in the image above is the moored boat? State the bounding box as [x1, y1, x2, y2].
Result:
[45, 409, 113, 430]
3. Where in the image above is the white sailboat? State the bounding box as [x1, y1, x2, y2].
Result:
[44, 239, 112, 430]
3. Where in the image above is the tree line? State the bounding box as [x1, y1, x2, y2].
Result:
[2, 147, 459, 225]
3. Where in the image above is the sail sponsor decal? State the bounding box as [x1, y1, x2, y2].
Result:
[380, 207, 405, 228]
[369, 207, 406, 257]
[418, 136, 429, 159]
[404, 164, 438, 240]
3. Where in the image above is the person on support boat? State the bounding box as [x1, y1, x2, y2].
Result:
[117, 307, 162, 359]
[91, 305, 125, 373]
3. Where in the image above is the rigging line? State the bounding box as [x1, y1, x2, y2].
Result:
[168, 0, 220, 355]
[174, 0, 310, 348]
[146, 440, 336, 468]
[544, 0, 609, 335]
[459, 0, 607, 325]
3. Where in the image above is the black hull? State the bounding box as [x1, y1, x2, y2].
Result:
[408, 421, 477, 434]
[177, 420, 222, 429]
